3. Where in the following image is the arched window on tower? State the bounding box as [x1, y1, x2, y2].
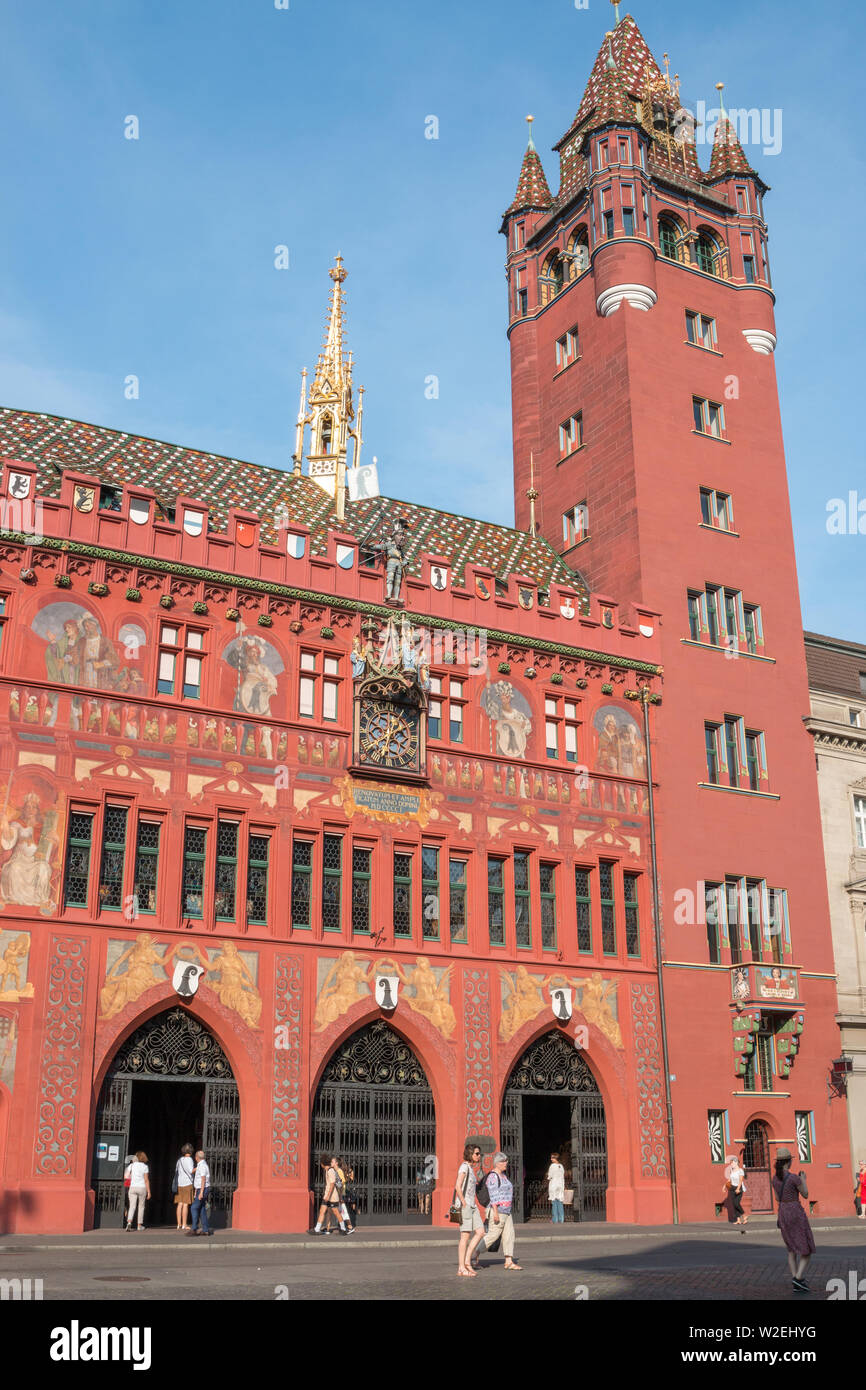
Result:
[540, 251, 566, 306]
[567, 226, 590, 277]
[320, 413, 334, 455]
[658, 215, 685, 263]
[695, 228, 727, 279]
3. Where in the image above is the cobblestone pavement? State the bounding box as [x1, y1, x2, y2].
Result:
[1, 1221, 864, 1301]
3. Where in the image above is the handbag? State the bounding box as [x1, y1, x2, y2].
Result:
[562, 1189, 574, 1205]
[448, 1202, 463, 1224]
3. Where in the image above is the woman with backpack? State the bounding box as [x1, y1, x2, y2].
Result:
[482, 1152, 522, 1270]
[453, 1142, 485, 1276]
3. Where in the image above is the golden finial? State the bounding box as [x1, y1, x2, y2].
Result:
[526, 113, 535, 149]
[610, 0, 621, 22]
[663, 53, 671, 91]
[526, 454, 539, 537]
[329, 253, 347, 284]
[716, 82, 727, 118]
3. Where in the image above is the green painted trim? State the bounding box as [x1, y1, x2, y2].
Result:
[1, 530, 662, 675]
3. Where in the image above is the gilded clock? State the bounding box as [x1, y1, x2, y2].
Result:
[357, 698, 421, 773]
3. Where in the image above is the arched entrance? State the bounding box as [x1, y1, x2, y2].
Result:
[310, 1019, 435, 1225]
[92, 1007, 239, 1229]
[743, 1119, 772, 1212]
[501, 1030, 607, 1223]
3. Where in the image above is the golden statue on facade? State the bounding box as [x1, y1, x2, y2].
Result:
[209, 941, 262, 1029]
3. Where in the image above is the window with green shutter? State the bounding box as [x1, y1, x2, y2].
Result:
[99, 805, 128, 910]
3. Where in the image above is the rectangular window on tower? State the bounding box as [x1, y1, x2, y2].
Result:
[559, 414, 584, 459]
[555, 327, 580, 370]
[699, 487, 734, 531]
[622, 207, 635, 236]
[562, 502, 589, 548]
[64, 810, 95, 909]
[705, 881, 722, 964]
[98, 805, 129, 911]
[705, 723, 722, 784]
[686, 311, 717, 350]
[693, 396, 726, 438]
[488, 856, 506, 947]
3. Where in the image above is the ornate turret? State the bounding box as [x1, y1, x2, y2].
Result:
[707, 84, 757, 182]
[292, 256, 364, 519]
[506, 116, 553, 216]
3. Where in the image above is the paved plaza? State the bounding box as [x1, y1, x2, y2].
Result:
[2, 1218, 864, 1302]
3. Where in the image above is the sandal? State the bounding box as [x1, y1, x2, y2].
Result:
[505, 1262, 522, 1270]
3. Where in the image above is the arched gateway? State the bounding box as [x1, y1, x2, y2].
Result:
[501, 1030, 608, 1222]
[92, 1008, 239, 1228]
[310, 1019, 436, 1224]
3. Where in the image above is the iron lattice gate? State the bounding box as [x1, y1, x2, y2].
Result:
[311, 1020, 436, 1224]
[501, 1030, 608, 1223]
[743, 1119, 772, 1213]
[92, 1007, 239, 1227]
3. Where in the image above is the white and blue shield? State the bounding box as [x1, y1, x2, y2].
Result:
[287, 532, 306, 559]
[336, 543, 355, 570]
[183, 510, 204, 537]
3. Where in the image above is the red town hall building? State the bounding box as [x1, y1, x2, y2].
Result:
[0, 13, 851, 1233]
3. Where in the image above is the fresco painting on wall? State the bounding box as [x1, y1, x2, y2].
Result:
[593, 705, 645, 778]
[0, 1013, 18, 1091]
[480, 681, 532, 759]
[221, 634, 284, 717]
[0, 770, 62, 915]
[31, 603, 146, 695]
[0, 931, 33, 1000]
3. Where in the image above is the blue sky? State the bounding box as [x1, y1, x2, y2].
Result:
[0, 0, 862, 639]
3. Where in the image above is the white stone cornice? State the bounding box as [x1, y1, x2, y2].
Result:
[742, 328, 777, 354]
[596, 284, 657, 316]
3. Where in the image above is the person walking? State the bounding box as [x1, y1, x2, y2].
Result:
[313, 1155, 347, 1234]
[855, 1160, 866, 1218]
[174, 1143, 196, 1232]
[124, 1151, 151, 1231]
[342, 1161, 358, 1232]
[547, 1151, 566, 1223]
[187, 1149, 213, 1237]
[772, 1147, 815, 1292]
[483, 1153, 522, 1270]
[454, 1142, 485, 1277]
[722, 1153, 748, 1230]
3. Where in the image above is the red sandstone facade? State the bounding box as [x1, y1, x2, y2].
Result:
[502, 16, 850, 1217]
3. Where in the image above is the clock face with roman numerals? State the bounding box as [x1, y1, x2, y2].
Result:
[357, 699, 421, 773]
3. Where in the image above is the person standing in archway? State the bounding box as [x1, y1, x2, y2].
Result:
[174, 1143, 195, 1233]
[772, 1147, 815, 1291]
[124, 1151, 151, 1231]
[547, 1152, 566, 1223]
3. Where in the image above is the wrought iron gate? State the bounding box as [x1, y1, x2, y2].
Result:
[743, 1119, 772, 1212]
[92, 1008, 239, 1227]
[311, 1020, 435, 1224]
[501, 1030, 608, 1223]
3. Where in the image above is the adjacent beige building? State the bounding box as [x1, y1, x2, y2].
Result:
[805, 632, 866, 1175]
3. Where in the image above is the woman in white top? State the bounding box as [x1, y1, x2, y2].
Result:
[124, 1150, 151, 1231]
[174, 1143, 196, 1232]
[547, 1152, 566, 1223]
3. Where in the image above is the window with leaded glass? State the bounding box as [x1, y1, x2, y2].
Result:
[182, 826, 207, 919]
[575, 867, 592, 952]
[247, 834, 269, 925]
[514, 850, 531, 948]
[64, 811, 94, 908]
[394, 852, 412, 938]
[421, 845, 440, 940]
[488, 857, 505, 946]
[322, 834, 342, 931]
[540, 862, 556, 950]
[99, 805, 128, 910]
[133, 819, 160, 915]
[291, 839, 313, 928]
[352, 846, 372, 933]
[214, 820, 238, 921]
[449, 858, 467, 943]
[624, 872, 640, 957]
[600, 860, 616, 954]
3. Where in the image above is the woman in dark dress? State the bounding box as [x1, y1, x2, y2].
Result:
[772, 1147, 815, 1292]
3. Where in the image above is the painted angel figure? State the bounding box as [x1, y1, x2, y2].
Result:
[397, 958, 456, 1037]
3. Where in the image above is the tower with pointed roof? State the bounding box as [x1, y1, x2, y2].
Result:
[502, 11, 851, 1221]
[292, 256, 364, 511]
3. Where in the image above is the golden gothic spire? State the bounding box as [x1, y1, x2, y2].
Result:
[292, 256, 364, 513]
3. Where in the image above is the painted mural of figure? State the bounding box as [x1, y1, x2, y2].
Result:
[483, 682, 532, 760]
[350, 635, 366, 680]
[315, 951, 371, 1031]
[44, 619, 82, 684]
[209, 942, 262, 1028]
[0, 934, 29, 992]
[500, 965, 544, 1042]
[574, 972, 622, 1049]
[399, 958, 456, 1037]
[233, 637, 278, 716]
[0, 793, 55, 909]
[99, 933, 164, 1019]
[597, 714, 622, 773]
[80, 616, 120, 689]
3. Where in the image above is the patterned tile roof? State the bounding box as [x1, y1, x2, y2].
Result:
[506, 138, 553, 215]
[0, 406, 589, 598]
[707, 115, 756, 181]
[559, 15, 662, 148]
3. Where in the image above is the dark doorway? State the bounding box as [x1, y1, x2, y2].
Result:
[520, 1094, 572, 1219]
[127, 1080, 204, 1227]
[501, 1030, 608, 1222]
[92, 1007, 239, 1229]
[743, 1119, 772, 1212]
